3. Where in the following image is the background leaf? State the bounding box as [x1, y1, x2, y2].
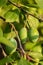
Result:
[18, 58, 33, 65]
[0, 0, 7, 7]
[0, 37, 17, 54]
[0, 56, 13, 65]
[35, 0, 43, 9]
[0, 27, 3, 37]
[4, 9, 20, 22]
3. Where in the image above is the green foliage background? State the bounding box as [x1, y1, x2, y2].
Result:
[0, 0, 43, 65]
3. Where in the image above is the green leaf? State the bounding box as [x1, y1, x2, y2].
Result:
[10, 0, 20, 3]
[12, 62, 17, 65]
[24, 42, 36, 50]
[5, 38, 17, 55]
[35, 0, 43, 9]
[0, 0, 7, 7]
[0, 19, 4, 27]
[0, 4, 13, 16]
[4, 31, 16, 39]
[40, 61, 43, 65]
[32, 45, 42, 53]
[27, 15, 39, 28]
[11, 51, 20, 60]
[18, 58, 33, 65]
[10, 0, 38, 8]
[4, 9, 19, 22]
[0, 56, 13, 65]
[0, 37, 17, 54]
[29, 51, 42, 59]
[0, 27, 3, 37]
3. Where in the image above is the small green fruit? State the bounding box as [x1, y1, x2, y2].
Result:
[19, 27, 27, 43]
[28, 28, 39, 42]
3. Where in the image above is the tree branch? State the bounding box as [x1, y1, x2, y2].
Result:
[0, 16, 37, 62]
[0, 44, 7, 57]
[9, 23, 25, 54]
[8, 0, 43, 22]
[0, 0, 43, 22]
[0, 16, 5, 21]
[9, 23, 36, 62]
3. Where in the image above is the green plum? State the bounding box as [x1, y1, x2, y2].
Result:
[19, 27, 27, 43]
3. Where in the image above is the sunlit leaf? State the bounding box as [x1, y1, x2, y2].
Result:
[4, 9, 19, 22]
[4, 31, 16, 39]
[0, 27, 3, 37]
[29, 51, 42, 59]
[0, 37, 17, 54]
[36, 0, 43, 9]
[18, 58, 33, 65]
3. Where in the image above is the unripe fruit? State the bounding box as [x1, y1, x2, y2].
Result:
[28, 28, 39, 42]
[19, 27, 27, 43]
